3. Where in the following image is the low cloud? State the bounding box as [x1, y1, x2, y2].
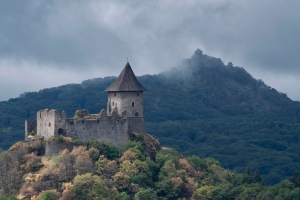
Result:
[0, 0, 299, 100]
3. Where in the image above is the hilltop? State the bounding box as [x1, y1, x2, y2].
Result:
[1, 137, 300, 199]
[1, 49, 300, 184]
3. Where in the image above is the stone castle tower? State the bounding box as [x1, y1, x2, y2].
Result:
[106, 62, 147, 117]
[25, 62, 147, 154]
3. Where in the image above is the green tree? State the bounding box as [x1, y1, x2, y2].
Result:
[115, 192, 130, 200]
[38, 191, 56, 200]
[135, 188, 158, 200]
[290, 171, 300, 187]
[68, 173, 109, 199]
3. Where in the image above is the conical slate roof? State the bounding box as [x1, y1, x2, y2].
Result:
[105, 62, 147, 92]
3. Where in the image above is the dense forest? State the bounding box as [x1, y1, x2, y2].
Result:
[1, 49, 300, 185]
[1, 135, 300, 199]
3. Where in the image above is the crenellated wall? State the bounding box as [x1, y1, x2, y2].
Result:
[32, 108, 145, 153]
[36, 109, 67, 140]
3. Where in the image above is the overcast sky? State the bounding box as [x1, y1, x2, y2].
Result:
[0, 0, 299, 101]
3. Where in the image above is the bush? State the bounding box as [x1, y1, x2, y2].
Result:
[56, 136, 64, 143]
[0, 197, 18, 200]
[38, 191, 56, 200]
[124, 141, 144, 153]
[115, 192, 130, 200]
[135, 188, 158, 200]
[86, 140, 119, 160]
[28, 128, 37, 136]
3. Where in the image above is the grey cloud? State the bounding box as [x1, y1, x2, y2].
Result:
[0, 0, 299, 100]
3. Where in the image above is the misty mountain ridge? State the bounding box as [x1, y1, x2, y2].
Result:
[1, 49, 300, 185]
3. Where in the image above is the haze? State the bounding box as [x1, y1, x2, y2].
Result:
[0, 0, 299, 101]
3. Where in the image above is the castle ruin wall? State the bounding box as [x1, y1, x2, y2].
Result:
[37, 109, 56, 140]
[25, 119, 37, 137]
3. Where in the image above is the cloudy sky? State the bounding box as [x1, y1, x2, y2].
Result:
[0, 0, 299, 101]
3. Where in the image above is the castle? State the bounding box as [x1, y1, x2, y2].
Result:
[25, 62, 147, 153]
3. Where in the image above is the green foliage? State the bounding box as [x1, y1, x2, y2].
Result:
[38, 191, 56, 200]
[156, 148, 180, 168]
[187, 155, 206, 170]
[73, 115, 80, 120]
[135, 188, 158, 200]
[70, 173, 109, 199]
[0, 197, 18, 200]
[3, 136, 300, 199]
[192, 185, 227, 200]
[115, 192, 130, 200]
[86, 140, 119, 160]
[290, 171, 300, 187]
[28, 128, 37, 136]
[1, 49, 300, 186]
[124, 141, 144, 153]
[56, 135, 64, 143]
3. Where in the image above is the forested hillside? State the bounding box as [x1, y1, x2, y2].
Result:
[1, 49, 300, 184]
[1, 138, 300, 199]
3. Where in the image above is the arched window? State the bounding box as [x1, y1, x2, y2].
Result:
[135, 112, 139, 117]
[141, 101, 143, 105]
[112, 102, 115, 106]
[114, 93, 116, 96]
[132, 102, 135, 107]
[137, 93, 139, 96]
[49, 122, 51, 127]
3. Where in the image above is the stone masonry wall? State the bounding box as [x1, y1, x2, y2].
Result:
[107, 91, 144, 117]
[127, 117, 146, 135]
[70, 117, 129, 153]
[37, 109, 56, 140]
[36, 108, 145, 154]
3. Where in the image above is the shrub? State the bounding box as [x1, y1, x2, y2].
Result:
[135, 188, 158, 200]
[38, 191, 56, 200]
[28, 128, 37, 136]
[124, 141, 144, 152]
[115, 192, 130, 200]
[56, 136, 64, 143]
[86, 140, 119, 160]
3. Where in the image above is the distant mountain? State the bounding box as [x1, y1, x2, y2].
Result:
[1, 49, 300, 185]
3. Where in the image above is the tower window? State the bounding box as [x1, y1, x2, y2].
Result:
[132, 102, 135, 107]
[114, 93, 116, 96]
[135, 112, 139, 117]
[112, 102, 115, 106]
[82, 120, 85, 124]
[141, 101, 143, 105]
[137, 93, 139, 96]
[49, 122, 51, 127]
